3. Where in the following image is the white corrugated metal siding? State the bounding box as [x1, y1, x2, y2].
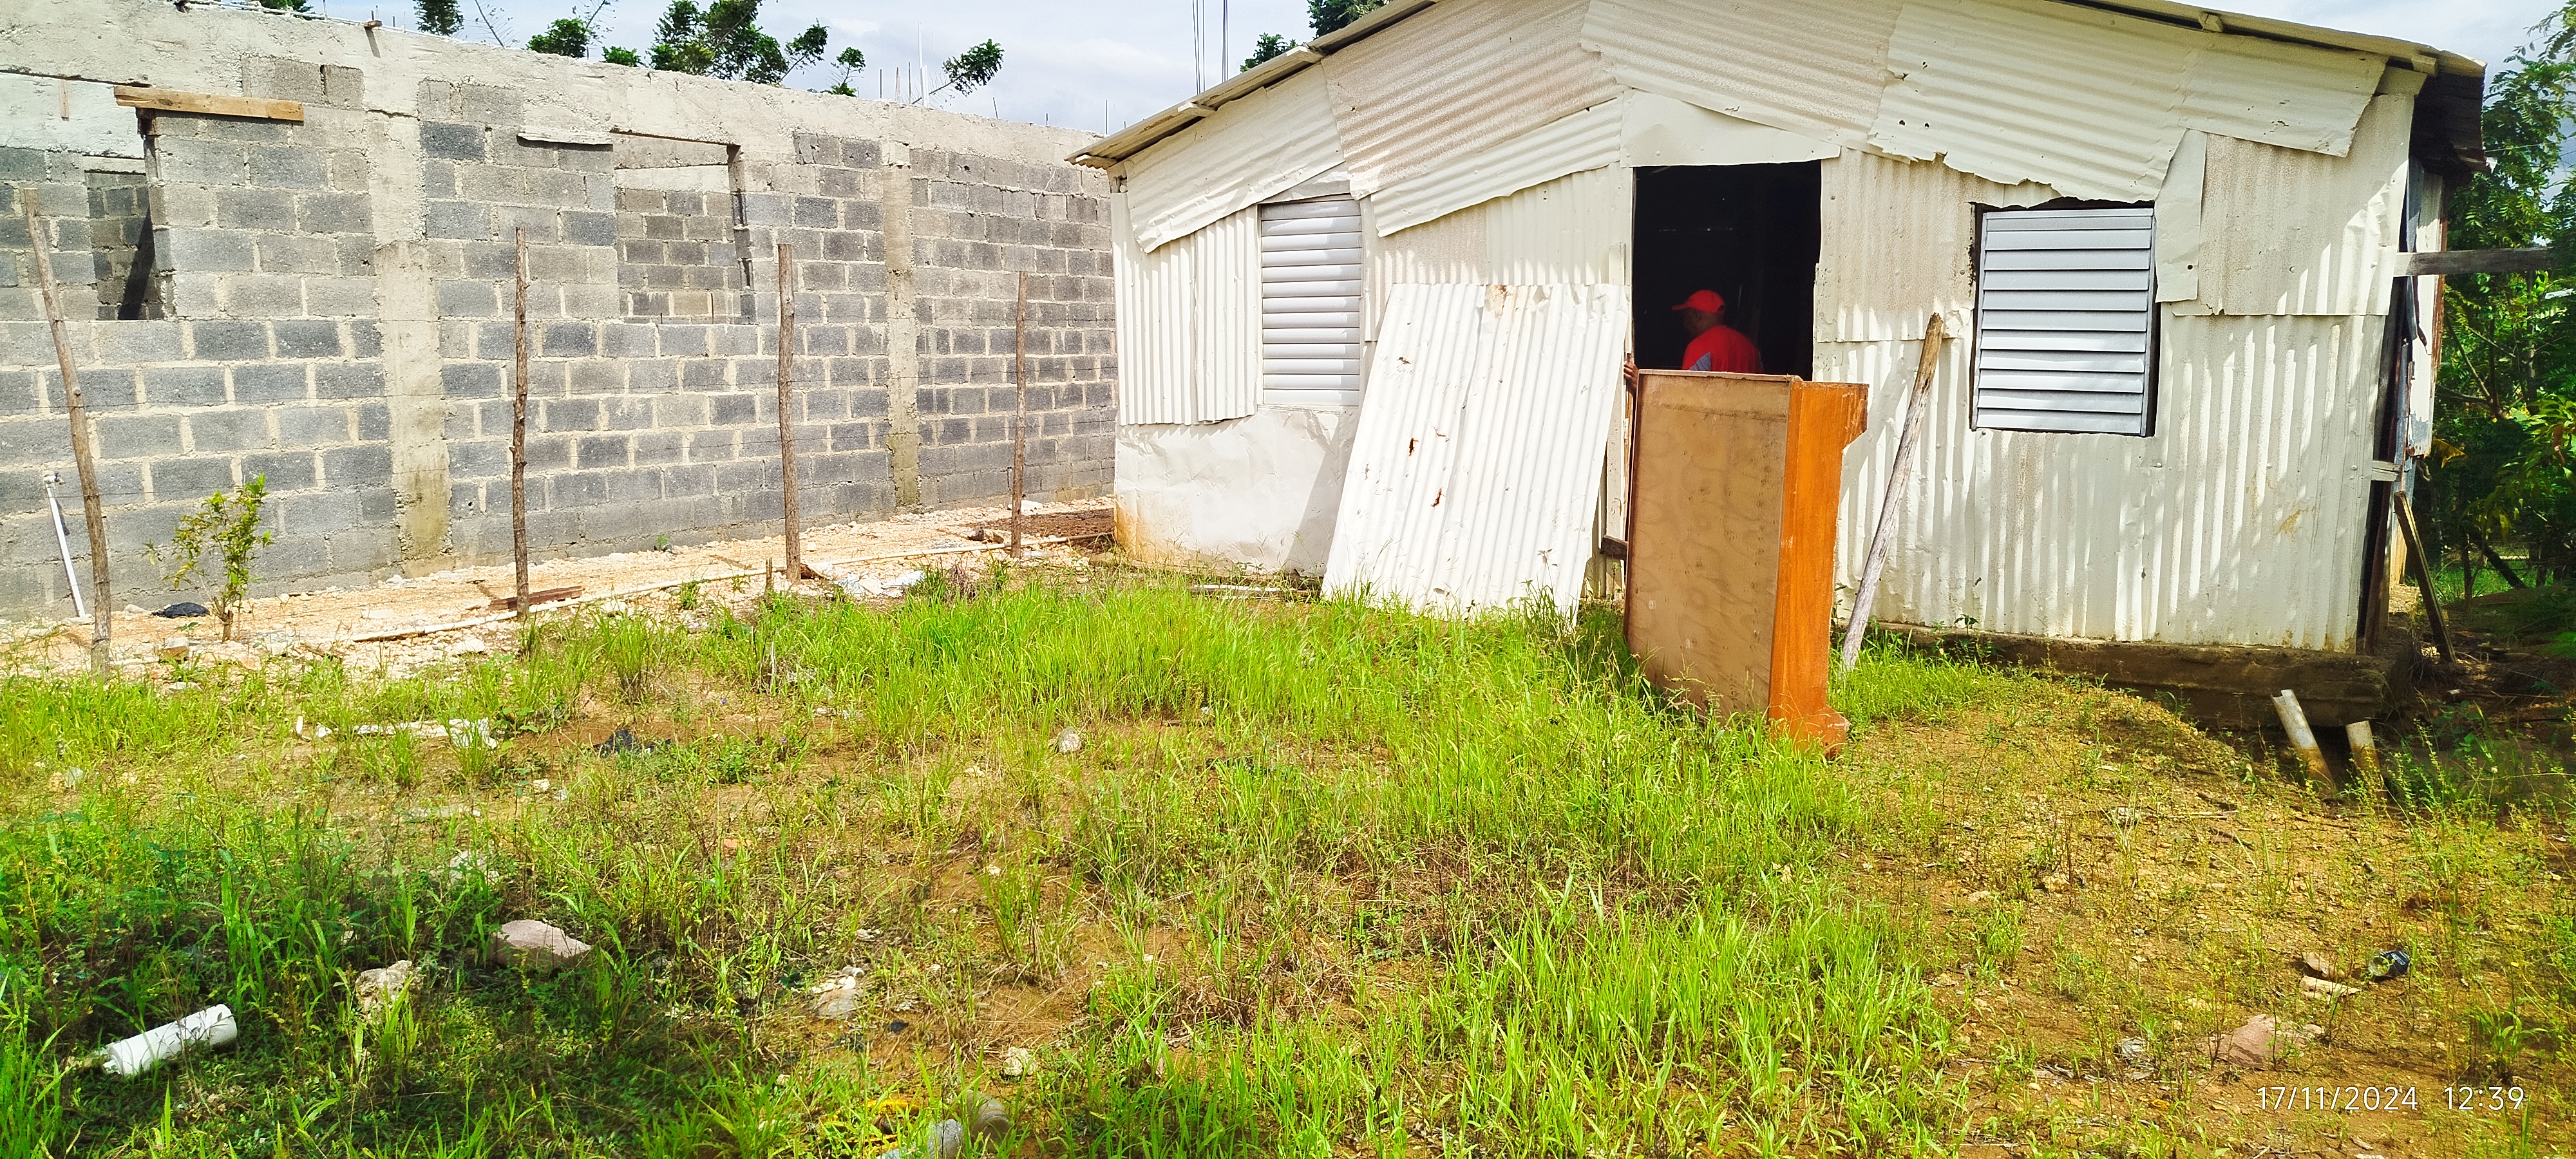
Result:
[1824, 127, 2405, 648]
[1972, 207, 2157, 435]
[1817, 151, 2056, 343]
[1580, 0, 1903, 147]
[1828, 316, 2382, 650]
[1261, 196, 1367, 407]
[1113, 198, 1260, 425]
[1368, 99, 1623, 236]
[1325, 283, 1629, 615]
[2193, 93, 2410, 316]
[1119, 68, 1341, 252]
[1368, 167, 1632, 294]
[1321, 0, 1618, 197]
[1869, 0, 2384, 202]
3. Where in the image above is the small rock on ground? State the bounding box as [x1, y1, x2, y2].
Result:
[2206, 1014, 2322, 1067]
[808, 974, 863, 1021]
[356, 960, 416, 1015]
[1052, 728, 1082, 754]
[1000, 1046, 1036, 1077]
[491, 919, 592, 971]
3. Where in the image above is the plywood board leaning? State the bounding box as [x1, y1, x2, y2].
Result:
[1626, 372, 1866, 748]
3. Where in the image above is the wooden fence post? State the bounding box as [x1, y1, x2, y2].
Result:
[1009, 271, 1027, 553]
[24, 196, 111, 675]
[511, 228, 532, 615]
[775, 242, 801, 579]
[1838, 312, 1947, 672]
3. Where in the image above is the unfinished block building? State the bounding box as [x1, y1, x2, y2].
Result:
[0, 0, 1115, 620]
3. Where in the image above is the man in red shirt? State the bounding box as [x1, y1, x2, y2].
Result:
[1674, 289, 1762, 374]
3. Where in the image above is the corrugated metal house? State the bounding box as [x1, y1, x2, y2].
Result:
[1084, 0, 2481, 677]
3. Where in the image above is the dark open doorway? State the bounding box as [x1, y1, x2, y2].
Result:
[1633, 163, 1821, 379]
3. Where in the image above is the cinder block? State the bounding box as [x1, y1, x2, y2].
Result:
[97, 321, 185, 364]
[303, 276, 374, 317]
[188, 408, 274, 452]
[153, 139, 246, 186]
[440, 361, 503, 399]
[542, 397, 601, 431]
[216, 187, 297, 231]
[277, 489, 363, 536]
[162, 228, 256, 273]
[247, 144, 328, 191]
[77, 368, 137, 409]
[569, 359, 625, 394]
[242, 449, 319, 492]
[218, 273, 306, 316]
[189, 319, 272, 361]
[146, 365, 228, 408]
[419, 122, 488, 162]
[436, 279, 498, 319]
[230, 363, 308, 404]
[539, 323, 596, 357]
[296, 191, 372, 234]
[276, 404, 355, 446]
[574, 434, 630, 468]
[549, 470, 607, 508]
[320, 444, 393, 487]
[151, 456, 238, 501]
[562, 210, 617, 247]
[255, 233, 339, 274]
[271, 319, 343, 359]
[314, 363, 384, 400]
[0, 370, 41, 419]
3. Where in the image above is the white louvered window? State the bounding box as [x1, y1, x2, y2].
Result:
[1259, 196, 1365, 407]
[1973, 206, 2156, 435]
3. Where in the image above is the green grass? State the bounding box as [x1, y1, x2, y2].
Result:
[0, 574, 2563, 1156]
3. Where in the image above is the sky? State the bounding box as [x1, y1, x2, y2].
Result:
[444, 0, 2555, 138]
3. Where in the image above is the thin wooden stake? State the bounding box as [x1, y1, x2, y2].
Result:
[24, 196, 111, 675]
[1838, 312, 1947, 672]
[775, 242, 802, 579]
[2392, 491, 2454, 663]
[510, 227, 532, 616]
[1009, 270, 1028, 553]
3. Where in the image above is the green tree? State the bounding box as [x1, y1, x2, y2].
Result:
[647, 0, 828, 85]
[1242, 32, 1298, 71]
[527, 17, 594, 56]
[941, 39, 1003, 94]
[1309, 0, 1383, 35]
[603, 45, 641, 64]
[416, 0, 462, 35]
[2425, 44, 2576, 587]
[826, 46, 865, 96]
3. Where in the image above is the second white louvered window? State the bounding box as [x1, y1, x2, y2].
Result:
[1973, 206, 2157, 436]
[1259, 196, 1365, 407]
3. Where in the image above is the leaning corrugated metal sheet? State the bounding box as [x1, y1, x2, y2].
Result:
[1325, 283, 1628, 615]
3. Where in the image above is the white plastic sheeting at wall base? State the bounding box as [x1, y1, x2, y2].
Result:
[1115, 407, 1357, 574]
[1828, 312, 2383, 652]
[1113, 198, 1261, 425]
[1323, 283, 1627, 617]
[1119, 68, 1342, 253]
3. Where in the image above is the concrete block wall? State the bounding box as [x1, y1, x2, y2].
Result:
[0, 0, 1115, 624]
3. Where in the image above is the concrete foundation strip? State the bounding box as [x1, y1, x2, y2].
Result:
[336, 536, 1083, 645]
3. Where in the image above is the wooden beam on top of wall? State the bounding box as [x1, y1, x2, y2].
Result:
[2403, 248, 2553, 276]
[113, 85, 304, 123]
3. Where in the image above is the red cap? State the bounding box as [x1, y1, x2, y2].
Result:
[1672, 289, 1725, 313]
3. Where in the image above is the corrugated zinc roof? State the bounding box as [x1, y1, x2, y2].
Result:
[1320, 0, 1620, 197]
[1579, 0, 1904, 149]
[1119, 67, 1341, 252]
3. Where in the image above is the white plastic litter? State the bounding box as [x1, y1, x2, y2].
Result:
[97, 1004, 238, 1077]
[838, 570, 929, 599]
[352, 719, 495, 749]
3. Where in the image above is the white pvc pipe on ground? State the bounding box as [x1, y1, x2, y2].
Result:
[2345, 720, 2379, 773]
[2271, 690, 2331, 782]
[97, 1004, 238, 1077]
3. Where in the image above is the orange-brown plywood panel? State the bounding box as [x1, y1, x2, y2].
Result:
[1625, 372, 1866, 748]
[1769, 380, 1869, 749]
[1624, 372, 1797, 717]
